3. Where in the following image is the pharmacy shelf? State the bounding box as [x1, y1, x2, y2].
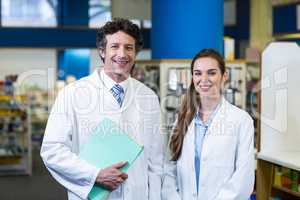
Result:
[0, 109, 25, 117]
[273, 185, 300, 198]
[0, 99, 32, 176]
[159, 60, 191, 135]
[0, 95, 26, 101]
[0, 154, 31, 175]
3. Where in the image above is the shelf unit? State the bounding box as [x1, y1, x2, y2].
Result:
[134, 60, 161, 99]
[224, 60, 247, 109]
[27, 90, 51, 150]
[273, 185, 300, 198]
[256, 42, 300, 200]
[0, 95, 32, 175]
[135, 59, 192, 134]
[134, 60, 191, 151]
[159, 60, 191, 134]
[257, 158, 300, 200]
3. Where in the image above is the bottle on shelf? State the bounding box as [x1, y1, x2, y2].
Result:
[274, 166, 282, 187]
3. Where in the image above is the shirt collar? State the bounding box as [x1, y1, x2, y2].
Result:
[195, 98, 222, 127]
[99, 68, 129, 92]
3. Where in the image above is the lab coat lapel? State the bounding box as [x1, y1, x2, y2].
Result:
[120, 77, 135, 112]
[88, 69, 118, 112]
[184, 119, 198, 195]
[205, 97, 228, 137]
[118, 78, 143, 143]
[201, 97, 229, 163]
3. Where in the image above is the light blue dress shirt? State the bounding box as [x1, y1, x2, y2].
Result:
[194, 101, 221, 194]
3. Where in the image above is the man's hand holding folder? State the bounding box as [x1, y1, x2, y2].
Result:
[96, 161, 128, 191]
[79, 118, 144, 200]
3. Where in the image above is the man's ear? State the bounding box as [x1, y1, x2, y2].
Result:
[99, 48, 105, 60]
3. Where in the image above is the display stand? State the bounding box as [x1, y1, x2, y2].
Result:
[256, 42, 300, 200]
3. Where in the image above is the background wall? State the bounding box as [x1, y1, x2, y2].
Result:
[0, 49, 56, 90]
[112, 0, 151, 20]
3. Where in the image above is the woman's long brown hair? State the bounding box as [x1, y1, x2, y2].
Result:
[169, 49, 225, 161]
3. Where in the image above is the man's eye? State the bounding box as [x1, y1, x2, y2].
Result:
[126, 46, 134, 50]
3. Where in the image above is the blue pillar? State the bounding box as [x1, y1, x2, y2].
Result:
[151, 0, 224, 59]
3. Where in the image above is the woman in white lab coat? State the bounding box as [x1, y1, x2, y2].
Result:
[162, 49, 255, 200]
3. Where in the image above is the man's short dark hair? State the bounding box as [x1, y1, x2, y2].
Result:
[96, 18, 144, 54]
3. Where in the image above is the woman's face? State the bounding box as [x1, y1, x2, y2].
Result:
[192, 57, 227, 99]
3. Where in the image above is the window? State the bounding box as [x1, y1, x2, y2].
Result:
[89, 0, 111, 28]
[1, 0, 57, 27]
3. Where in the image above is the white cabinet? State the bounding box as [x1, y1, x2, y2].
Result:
[257, 42, 300, 200]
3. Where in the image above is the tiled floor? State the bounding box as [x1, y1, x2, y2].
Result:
[0, 149, 67, 200]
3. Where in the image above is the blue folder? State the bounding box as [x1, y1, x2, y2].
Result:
[79, 118, 144, 200]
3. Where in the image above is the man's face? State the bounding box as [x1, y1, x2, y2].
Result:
[100, 31, 136, 82]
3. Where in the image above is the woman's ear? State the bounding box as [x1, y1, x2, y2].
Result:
[222, 70, 229, 83]
[220, 70, 229, 93]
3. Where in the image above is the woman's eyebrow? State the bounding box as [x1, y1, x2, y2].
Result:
[207, 69, 218, 72]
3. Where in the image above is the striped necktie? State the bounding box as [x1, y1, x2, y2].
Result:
[111, 84, 124, 107]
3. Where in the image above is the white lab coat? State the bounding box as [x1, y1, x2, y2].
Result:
[41, 69, 163, 200]
[162, 98, 254, 200]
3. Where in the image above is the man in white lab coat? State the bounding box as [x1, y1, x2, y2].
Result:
[40, 18, 163, 200]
